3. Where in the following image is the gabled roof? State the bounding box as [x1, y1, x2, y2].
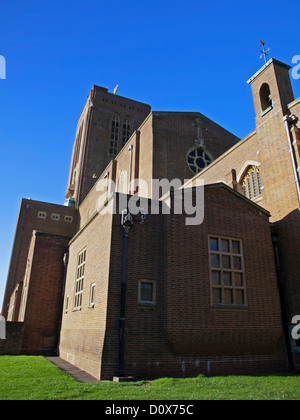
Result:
[178, 182, 271, 217]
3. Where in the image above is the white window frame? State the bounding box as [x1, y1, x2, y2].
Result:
[74, 248, 86, 310]
[65, 295, 69, 313]
[89, 282, 96, 308]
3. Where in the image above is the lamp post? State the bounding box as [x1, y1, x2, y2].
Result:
[118, 208, 146, 377]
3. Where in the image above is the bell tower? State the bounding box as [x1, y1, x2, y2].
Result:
[247, 58, 294, 126]
[65, 86, 151, 207]
[245, 57, 298, 221]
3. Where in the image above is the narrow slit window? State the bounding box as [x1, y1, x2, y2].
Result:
[110, 115, 120, 155]
[90, 282, 96, 307]
[122, 118, 131, 146]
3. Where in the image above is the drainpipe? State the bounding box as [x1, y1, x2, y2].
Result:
[283, 114, 300, 205]
[118, 211, 133, 377]
[118, 208, 146, 377]
[272, 233, 294, 371]
[128, 145, 133, 195]
[55, 251, 69, 355]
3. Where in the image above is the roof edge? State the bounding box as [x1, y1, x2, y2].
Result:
[179, 182, 271, 217]
[247, 58, 291, 84]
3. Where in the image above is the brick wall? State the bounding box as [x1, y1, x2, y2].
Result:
[2, 199, 77, 318]
[19, 232, 70, 355]
[184, 59, 300, 371]
[108, 187, 288, 379]
[66, 85, 151, 205]
[60, 189, 288, 380]
[59, 201, 114, 380]
[152, 112, 239, 187]
[76, 110, 240, 213]
[0, 322, 24, 355]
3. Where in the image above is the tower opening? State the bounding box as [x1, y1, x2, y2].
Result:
[260, 83, 272, 112]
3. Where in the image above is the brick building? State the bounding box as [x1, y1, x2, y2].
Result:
[1, 57, 300, 380]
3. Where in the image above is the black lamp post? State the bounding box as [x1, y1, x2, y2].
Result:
[118, 211, 133, 377]
[118, 208, 146, 377]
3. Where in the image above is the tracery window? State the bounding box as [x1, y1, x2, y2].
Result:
[110, 115, 120, 155]
[122, 118, 131, 146]
[187, 147, 213, 175]
[241, 166, 262, 200]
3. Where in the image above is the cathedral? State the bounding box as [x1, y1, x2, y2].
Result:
[1, 57, 300, 381]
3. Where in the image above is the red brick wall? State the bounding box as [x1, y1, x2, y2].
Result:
[2, 199, 77, 318]
[58, 181, 289, 380]
[185, 61, 300, 371]
[98, 189, 288, 380]
[0, 322, 24, 355]
[20, 232, 70, 355]
[152, 112, 239, 187]
[59, 205, 114, 379]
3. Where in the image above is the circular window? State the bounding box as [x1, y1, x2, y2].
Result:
[187, 147, 213, 175]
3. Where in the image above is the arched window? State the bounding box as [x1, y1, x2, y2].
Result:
[260, 83, 273, 113]
[122, 118, 131, 146]
[110, 115, 120, 155]
[241, 166, 262, 200]
[187, 147, 213, 175]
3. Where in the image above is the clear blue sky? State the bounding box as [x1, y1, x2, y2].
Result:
[0, 0, 299, 307]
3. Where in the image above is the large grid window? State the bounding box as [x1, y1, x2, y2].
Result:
[209, 236, 246, 306]
[110, 115, 120, 155]
[241, 166, 262, 200]
[122, 118, 131, 146]
[74, 249, 86, 309]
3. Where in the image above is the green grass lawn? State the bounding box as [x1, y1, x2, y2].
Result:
[0, 356, 300, 400]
